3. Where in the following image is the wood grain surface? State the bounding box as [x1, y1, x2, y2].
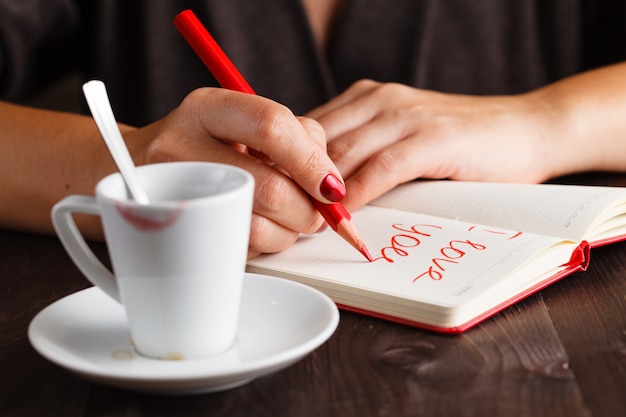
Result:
[1, 175, 625, 417]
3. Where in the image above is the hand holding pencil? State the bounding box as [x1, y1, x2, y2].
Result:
[174, 9, 372, 261]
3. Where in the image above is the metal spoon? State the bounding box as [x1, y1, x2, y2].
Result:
[82, 80, 150, 204]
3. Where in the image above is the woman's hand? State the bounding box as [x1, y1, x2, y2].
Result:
[307, 79, 558, 211]
[0, 88, 344, 258]
[310, 64, 626, 211]
[126, 88, 345, 258]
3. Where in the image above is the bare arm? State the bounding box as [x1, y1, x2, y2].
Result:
[0, 88, 346, 257]
[0, 102, 119, 235]
[531, 62, 626, 177]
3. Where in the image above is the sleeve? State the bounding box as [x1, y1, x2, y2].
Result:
[0, 0, 81, 100]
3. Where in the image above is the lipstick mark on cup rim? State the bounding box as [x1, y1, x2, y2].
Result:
[115, 203, 184, 231]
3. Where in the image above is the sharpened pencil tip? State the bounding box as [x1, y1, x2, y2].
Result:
[360, 245, 374, 262]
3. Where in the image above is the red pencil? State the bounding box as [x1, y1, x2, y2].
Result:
[173, 9, 372, 262]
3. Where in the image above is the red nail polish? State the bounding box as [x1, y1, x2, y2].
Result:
[320, 173, 346, 202]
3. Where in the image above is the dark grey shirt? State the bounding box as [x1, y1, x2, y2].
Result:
[1, 0, 625, 126]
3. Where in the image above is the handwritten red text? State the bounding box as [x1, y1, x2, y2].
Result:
[412, 239, 486, 282]
[372, 222, 524, 284]
[372, 224, 443, 263]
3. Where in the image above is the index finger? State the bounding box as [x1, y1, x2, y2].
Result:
[180, 88, 346, 204]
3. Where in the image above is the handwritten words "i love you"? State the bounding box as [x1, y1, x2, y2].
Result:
[371, 224, 523, 283]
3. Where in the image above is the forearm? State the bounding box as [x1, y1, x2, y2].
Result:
[528, 62, 626, 178]
[0, 102, 131, 236]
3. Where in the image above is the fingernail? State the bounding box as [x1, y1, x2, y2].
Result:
[320, 173, 346, 202]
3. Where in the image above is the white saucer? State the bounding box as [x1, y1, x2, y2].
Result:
[28, 273, 339, 395]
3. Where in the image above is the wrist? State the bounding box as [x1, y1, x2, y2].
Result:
[525, 64, 626, 179]
[521, 87, 593, 180]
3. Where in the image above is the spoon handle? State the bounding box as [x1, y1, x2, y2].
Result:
[82, 80, 150, 205]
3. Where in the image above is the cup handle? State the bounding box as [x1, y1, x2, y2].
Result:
[51, 195, 121, 303]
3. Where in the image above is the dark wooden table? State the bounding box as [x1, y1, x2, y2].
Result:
[2, 174, 625, 417]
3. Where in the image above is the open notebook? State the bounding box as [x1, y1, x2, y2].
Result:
[247, 181, 626, 333]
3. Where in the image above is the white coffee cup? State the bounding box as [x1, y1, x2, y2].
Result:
[52, 161, 254, 360]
